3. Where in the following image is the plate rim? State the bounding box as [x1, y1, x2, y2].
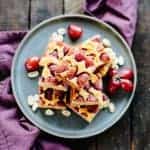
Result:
[11, 14, 137, 139]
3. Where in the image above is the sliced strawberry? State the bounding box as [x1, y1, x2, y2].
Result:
[75, 53, 85, 61]
[100, 52, 110, 62]
[76, 96, 84, 102]
[55, 64, 68, 73]
[87, 95, 97, 102]
[77, 73, 89, 88]
[93, 78, 103, 90]
[49, 64, 57, 75]
[85, 57, 94, 67]
[84, 81, 90, 90]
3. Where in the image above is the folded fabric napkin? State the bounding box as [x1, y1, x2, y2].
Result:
[0, 0, 138, 149]
[84, 0, 138, 46]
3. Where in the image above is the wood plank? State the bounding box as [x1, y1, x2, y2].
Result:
[0, 0, 29, 30]
[97, 112, 131, 150]
[131, 0, 150, 149]
[64, 0, 84, 14]
[68, 138, 96, 150]
[30, 0, 63, 28]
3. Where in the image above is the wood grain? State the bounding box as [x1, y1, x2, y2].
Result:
[131, 0, 150, 149]
[62, 138, 96, 150]
[0, 0, 29, 30]
[30, 0, 63, 28]
[97, 112, 131, 150]
[64, 0, 84, 14]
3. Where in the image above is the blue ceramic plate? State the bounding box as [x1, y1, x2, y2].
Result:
[11, 15, 137, 138]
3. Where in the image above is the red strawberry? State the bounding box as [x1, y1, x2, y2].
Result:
[107, 77, 121, 95]
[25, 56, 40, 72]
[68, 24, 83, 40]
[118, 67, 134, 80]
[120, 79, 133, 92]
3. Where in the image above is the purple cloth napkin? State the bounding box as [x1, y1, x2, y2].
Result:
[0, 0, 138, 149]
[84, 0, 138, 46]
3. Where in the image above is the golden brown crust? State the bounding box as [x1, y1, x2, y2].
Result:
[38, 36, 113, 121]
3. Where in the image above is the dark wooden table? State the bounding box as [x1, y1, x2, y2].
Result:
[0, 0, 149, 149]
